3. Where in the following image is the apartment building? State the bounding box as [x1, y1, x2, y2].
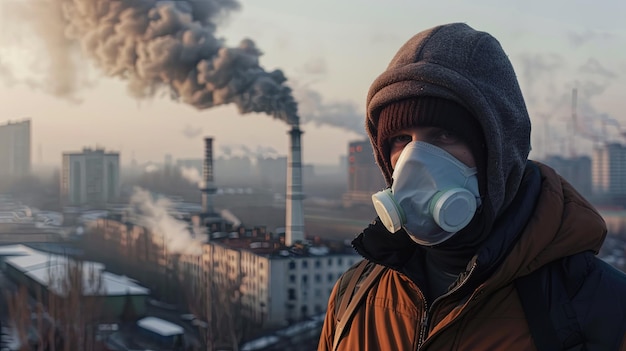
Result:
[342, 140, 386, 207]
[592, 143, 626, 197]
[178, 239, 357, 328]
[0, 119, 31, 178]
[61, 148, 120, 206]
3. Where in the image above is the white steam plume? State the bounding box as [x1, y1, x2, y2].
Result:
[179, 166, 202, 186]
[220, 209, 241, 228]
[130, 187, 205, 255]
[219, 143, 278, 159]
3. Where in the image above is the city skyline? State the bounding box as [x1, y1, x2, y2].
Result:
[0, 0, 625, 167]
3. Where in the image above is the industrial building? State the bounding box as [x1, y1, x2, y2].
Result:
[342, 140, 386, 207]
[0, 244, 150, 319]
[61, 147, 120, 206]
[0, 119, 31, 178]
[178, 235, 358, 328]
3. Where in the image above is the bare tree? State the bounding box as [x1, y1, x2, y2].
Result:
[5, 257, 106, 351]
[81, 219, 183, 304]
[5, 286, 32, 350]
[179, 257, 259, 351]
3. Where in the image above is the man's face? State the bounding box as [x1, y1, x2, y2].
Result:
[388, 126, 476, 170]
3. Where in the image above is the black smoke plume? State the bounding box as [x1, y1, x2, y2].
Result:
[17, 0, 299, 125]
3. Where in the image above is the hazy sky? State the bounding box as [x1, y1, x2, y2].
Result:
[0, 0, 625, 167]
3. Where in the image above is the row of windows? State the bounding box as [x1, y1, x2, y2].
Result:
[285, 303, 326, 318]
[289, 272, 342, 284]
[288, 257, 356, 270]
[287, 287, 334, 301]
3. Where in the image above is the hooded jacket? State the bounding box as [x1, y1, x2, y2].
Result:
[318, 23, 626, 350]
[319, 162, 626, 350]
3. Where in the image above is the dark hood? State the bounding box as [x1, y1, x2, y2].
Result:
[366, 23, 532, 221]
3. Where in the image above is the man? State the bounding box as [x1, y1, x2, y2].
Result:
[318, 23, 626, 350]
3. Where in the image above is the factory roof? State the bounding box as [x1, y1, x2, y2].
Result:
[209, 235, 356, 258]
[1, 244, 149, 297]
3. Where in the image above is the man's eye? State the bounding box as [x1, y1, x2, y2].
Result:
[390, 135, 411, 145]
[436, 131, 459, 143]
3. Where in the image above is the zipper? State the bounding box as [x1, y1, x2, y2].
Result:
[416, 261, 479, 350]
[415, 286, 429, 349]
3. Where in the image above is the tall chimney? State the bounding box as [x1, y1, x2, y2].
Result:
[285, 126, 305, 246]
[202, 137, 217, 214]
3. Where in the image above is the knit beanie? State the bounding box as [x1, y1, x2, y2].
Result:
[377, 96, 487, 196]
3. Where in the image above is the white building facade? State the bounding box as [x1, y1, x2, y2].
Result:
[179, 242, 358, 328]
[61, 148, 120, 206]
[267, 253, 358, 324]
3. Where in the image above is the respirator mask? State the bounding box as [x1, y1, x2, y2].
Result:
[371, 141, 481, 246]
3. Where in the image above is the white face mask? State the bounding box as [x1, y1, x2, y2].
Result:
[371, 141, 481, 246]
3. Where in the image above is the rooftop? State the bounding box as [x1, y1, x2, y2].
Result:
[1, 244, 149, 296]
[137, 317, 184, 337]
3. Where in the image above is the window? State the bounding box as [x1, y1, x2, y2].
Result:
[302, 260, 308, 269]
[288, 288, 296, 300]
[289, 261, 296, 269]
[315, 259, 321, 268]
[327, 273, 334, 282]
[314, 274, 321, 283]
[338, 258, 343, 265]
[302, 275, 308, 284]
[328, 258, 333, 266]
[289, 275, 296, 283]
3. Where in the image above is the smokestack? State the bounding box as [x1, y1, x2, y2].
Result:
[285, 126, 305, 246]
[202, 137, 217, 214]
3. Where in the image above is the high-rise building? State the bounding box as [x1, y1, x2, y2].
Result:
[342, 140, 386, 207]
[0, 119, 31, 178]
[592, 143, 626, 198]
[61, 148, 120, 206]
